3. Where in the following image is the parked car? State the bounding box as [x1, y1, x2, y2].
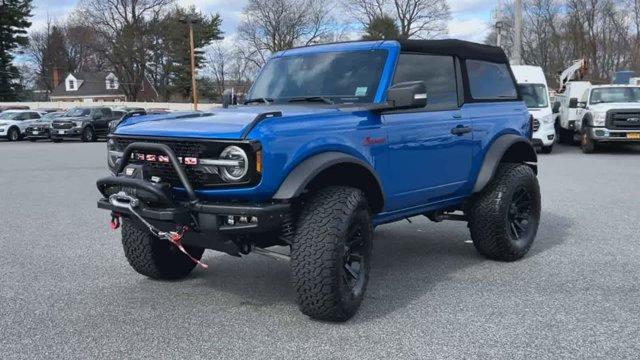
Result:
[97, 40, 540, 322]
[0, 110, 46, 141]
[512, 65, 556, 153]
[108, 109, 147, 134]
[24, 111, 66, 141]
[50, 107, 121, 142]
[574, 84, 640, 153]
[0, 105, 30, 113]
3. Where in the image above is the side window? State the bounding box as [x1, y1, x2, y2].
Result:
[30, 112, 41, 119]
[393, 53, 458, 110]
[102, 108, 112, 117]
[466, 60, 517, 100]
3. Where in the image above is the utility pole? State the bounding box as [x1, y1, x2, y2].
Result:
[513, 0, 523, 65]
[495, 0, 504, 48]
[181, 16, 200, 111]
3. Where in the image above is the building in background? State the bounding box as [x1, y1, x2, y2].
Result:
[49, 72, 158, 102]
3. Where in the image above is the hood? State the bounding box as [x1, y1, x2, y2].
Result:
[590, 103, 640, 112]
[114, 105, 354, 139]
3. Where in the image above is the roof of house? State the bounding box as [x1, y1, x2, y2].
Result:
[50, 72, 124, 98]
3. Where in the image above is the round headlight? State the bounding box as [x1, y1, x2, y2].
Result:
[219, 146, 248, 182]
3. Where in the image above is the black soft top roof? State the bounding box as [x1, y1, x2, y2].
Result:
[398, 39, 509, 64]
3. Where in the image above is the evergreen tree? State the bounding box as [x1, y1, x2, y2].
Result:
[362, 15, 400, 41]
[0, 0, 32, 101]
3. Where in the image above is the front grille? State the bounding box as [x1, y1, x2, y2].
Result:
[112, 137, 259, 189]
[606, 110, 640, 130]
[533, 119, 540, 132]
[52, 122, 75, 129]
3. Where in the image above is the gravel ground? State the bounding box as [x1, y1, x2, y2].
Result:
[0, 140, 639, 359]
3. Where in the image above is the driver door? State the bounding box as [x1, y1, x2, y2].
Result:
[383, 54, 473, 211]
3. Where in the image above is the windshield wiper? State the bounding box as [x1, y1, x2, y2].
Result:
[244, 97, 274, 105]
[287, 96, 335, 105]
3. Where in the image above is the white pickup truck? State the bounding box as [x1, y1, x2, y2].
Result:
[554, 81, 592, 144]
[573, 85, 640, 153]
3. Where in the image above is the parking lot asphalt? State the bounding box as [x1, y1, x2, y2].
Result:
[1, 139, 639, 359]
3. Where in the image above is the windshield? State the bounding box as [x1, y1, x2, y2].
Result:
[248, 50, 388, 104]
[64, 108, 91, 117]
[590, 87, 640, 104]
[519, 84, 549, 108]
[0, 112, 18, 120]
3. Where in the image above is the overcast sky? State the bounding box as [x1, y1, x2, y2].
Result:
[30, 0, 496, 43]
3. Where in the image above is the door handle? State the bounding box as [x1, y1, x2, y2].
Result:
[451, 125, 472, 136]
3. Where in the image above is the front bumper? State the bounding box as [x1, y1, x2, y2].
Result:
[25, 129, 50, 139]
[97, 141, 289, 239]
[533, 122, 555, 146]
[588, 127, 640, 142]
[50, 128, 82, 139]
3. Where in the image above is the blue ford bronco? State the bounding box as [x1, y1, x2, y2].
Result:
[98, 40, 540, 322]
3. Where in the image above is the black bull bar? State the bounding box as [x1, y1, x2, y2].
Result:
[96, 142, 289, 239]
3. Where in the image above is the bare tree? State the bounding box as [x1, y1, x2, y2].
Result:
[237, 0, 335, 66]
[76, 0, 173, 100]
[343, 0, 450, 39]
[207, 42, 228, 96]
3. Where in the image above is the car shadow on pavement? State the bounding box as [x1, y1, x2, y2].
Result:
[178, 211, 573, 322]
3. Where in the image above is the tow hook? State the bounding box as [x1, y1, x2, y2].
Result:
[107, 191, 208, 269]
[110, 212, 121, 230]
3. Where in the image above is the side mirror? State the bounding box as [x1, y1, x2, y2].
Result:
[222, 90, 233, 109]
[386, 81, 427, 109]
[552, 101, 561, 114]
[568, 98, 578, 109]
[93, 113, 102, 120]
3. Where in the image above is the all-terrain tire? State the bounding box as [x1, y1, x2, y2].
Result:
[291, 186, 373, 322]
[121, 219, 204, 280]
[468, 163, 541, 262]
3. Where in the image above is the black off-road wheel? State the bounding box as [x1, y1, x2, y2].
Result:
[468, 163, 541, 262]
[82, 127, 96, 142]
[121, 219, 204, 280]
[291, 186, 373, 322]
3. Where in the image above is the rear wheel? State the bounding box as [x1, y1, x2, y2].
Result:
[468, 163, 541, 261]
[121, 219, 204, 280]
[291, 186, 373, 322]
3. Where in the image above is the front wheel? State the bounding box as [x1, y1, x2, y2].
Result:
[291, 186, 373, 322]
[121, 219, 204, 280]
[82, 127, 96, 142]
[540, 144, 553, 154]
[581, 127, 598, 153]
[468, 163, 541, 261]
[7, 127, 20, 141]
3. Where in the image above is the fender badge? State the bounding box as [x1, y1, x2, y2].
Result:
[363, 136, 386, 145]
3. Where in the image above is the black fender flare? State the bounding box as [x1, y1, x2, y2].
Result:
[273, 152, 385, 211]
[472, 134, 537, 193]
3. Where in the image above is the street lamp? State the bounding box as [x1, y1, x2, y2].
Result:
[180, 16, 201, 111]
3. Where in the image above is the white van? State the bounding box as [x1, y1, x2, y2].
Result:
[511, 65, 556, 153]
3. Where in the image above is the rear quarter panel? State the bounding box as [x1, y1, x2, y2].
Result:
[463, 101, 530, 188]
